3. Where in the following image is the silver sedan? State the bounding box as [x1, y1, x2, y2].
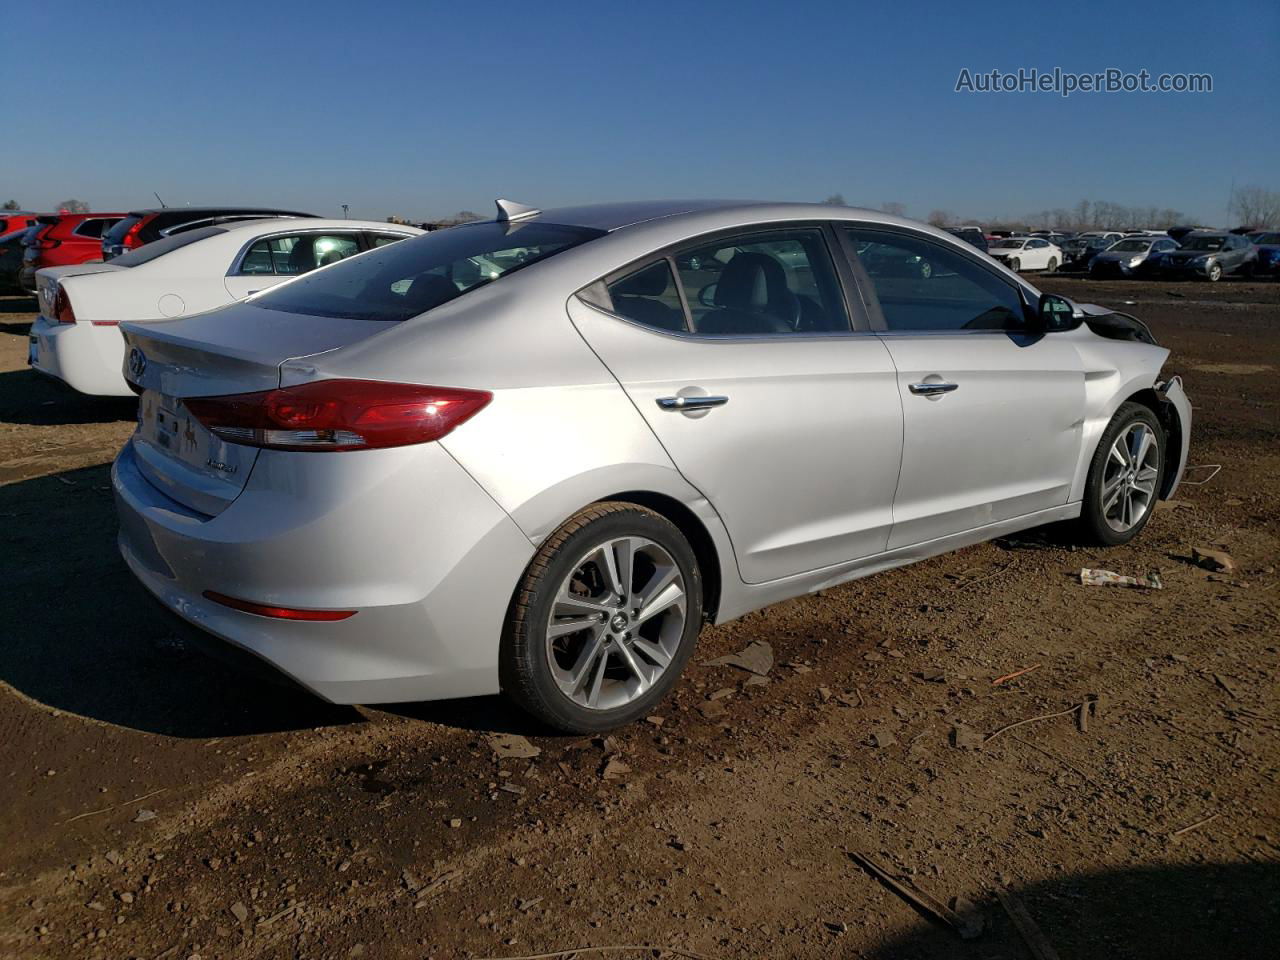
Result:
[113, 200, 1191, 732]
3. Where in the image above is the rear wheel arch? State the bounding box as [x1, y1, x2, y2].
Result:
[601, 491, 722, 626]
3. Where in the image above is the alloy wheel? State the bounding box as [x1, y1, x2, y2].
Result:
[1100, 422, 1160, 532]
[544, 536, 687, 711]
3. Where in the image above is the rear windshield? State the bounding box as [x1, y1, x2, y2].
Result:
[251, 221, 605, 322]
[104, 215, 144, 245]
[109, 226, 227, 267]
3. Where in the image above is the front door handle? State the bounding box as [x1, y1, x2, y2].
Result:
[656, 395, 729, 411]
[908, 381, 959, 396]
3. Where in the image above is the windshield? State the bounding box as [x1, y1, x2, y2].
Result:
[1110, 239, 1150, 252]
[251, 221, 605, 321]
[995, 238, 1025, 248]
[1181, 236, 1226, 252]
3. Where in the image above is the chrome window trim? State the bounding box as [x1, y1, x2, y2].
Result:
[574, 294, 880, 344]
[226, 228, 411, 277]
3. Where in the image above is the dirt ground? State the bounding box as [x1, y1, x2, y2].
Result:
[1, 277, 1277, 960]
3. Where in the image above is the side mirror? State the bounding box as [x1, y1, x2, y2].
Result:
[1038, 293, 1080, 332]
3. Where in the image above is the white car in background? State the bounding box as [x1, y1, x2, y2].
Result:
[28, 219, 422, 396]
[986, 235, 1062, 273]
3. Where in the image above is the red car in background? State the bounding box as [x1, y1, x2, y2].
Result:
[0, 212, 40, 236]
[18, 212, 124, 292]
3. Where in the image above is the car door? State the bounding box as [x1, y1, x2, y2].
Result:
[223, 231, 362, 300]
[1027, 238, 1052, 269]
[839, 225, 1085, 549]
[569, 224, 904, 583]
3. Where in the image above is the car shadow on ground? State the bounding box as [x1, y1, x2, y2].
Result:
[0, 295, 37, 314]
[382, 695, 564, 738]
[864, 861, 1279, 960]
[0, 463, 361, 738]
[0, 367, 137, 426]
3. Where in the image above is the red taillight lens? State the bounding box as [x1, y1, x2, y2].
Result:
[121, 219, 146, 250]
[203, 591, 356, 621]
[185, 379, 492, 452]
[53, 288, 77, 324]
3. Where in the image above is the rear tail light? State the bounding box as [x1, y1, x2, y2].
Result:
[53, 288, 77, 325]
[120, 219, 146, 250]
[185, 379, 492, 452]
[203, 590, 356, 622]
[37, 236, 61, 251]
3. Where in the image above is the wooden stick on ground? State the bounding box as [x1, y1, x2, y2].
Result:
[995, 886, 1062, 960]
[993, 663, 1041, 686]
[849, 852, 982, 939]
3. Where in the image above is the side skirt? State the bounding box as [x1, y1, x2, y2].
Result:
[715, 502, 1081, 623]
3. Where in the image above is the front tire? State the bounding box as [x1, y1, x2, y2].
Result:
[1207, 262, 1223, 282]
[501, 503, 704, 733]
[1009, 257, 1021, 272]
[1046, 257, 1058, 273]
[1076, 403, 1164, 546]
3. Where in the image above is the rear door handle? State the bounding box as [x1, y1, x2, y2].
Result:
[656, 395, 729, 411]
[908, 382, 959, 396]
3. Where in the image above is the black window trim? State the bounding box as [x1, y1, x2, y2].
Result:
[835, 222, 1037, 336]
[227, 228, 386, 277]
[579, 220, 871, 341]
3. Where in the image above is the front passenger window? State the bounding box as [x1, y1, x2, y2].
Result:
[844, 228, 1026, 332]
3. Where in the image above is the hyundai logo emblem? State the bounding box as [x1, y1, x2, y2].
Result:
[128, 347, 146, 380]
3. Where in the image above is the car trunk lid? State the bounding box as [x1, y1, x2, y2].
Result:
[121, 303, 390, 515]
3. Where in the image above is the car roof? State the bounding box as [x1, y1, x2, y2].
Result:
[213, 217, 421, 235]
[124, 206, 317, 218]
[1185, 231, 1228, 238]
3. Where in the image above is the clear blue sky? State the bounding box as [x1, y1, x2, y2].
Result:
[5, 0, 1276, 225]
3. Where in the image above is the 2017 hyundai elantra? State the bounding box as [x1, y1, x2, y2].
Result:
[113, 199, 1191, 732]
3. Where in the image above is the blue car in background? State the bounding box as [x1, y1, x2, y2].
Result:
[1249, 231, 1280, 278]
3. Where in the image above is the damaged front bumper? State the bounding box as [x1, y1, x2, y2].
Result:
[1156, 375, 1191, 499]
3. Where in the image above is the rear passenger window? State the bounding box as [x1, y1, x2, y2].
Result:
[239, 234, 360, 275]
[673, 229, 849, 335]
[372, 233, 409, 247]
[604, 261, 686, 332]
[844, 228, 1025, 333]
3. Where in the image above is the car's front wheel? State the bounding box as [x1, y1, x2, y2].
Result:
[1077, 402, 1164, 546]
[501, 503, 703, 732]
[1207, 262, 1223, 282]
[1009, 257, 1021, 272]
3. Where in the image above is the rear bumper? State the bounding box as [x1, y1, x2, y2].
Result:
[28, 313, 132, 396]
[112, 439, 535, 704]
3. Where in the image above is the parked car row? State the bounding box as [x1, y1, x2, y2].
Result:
[29, 218, 421, 395]
[0, 205, 318, 295]
[939, 222, 1273, 281]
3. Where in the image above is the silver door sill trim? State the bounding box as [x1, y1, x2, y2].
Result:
[715, 502, 1081, 623]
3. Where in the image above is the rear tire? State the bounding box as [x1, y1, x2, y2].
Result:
[1075, 402, 1164, 546]
[501, 503, 703, 733]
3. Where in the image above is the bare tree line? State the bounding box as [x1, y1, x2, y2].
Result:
[823, 187, 1280, 232]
